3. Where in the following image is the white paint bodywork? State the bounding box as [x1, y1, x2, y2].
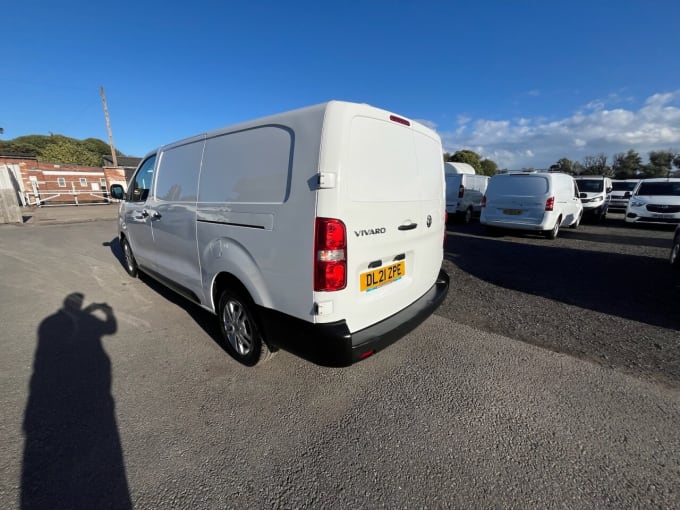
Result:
[118, 101, 446, 334]
[480, 172, 583, 232]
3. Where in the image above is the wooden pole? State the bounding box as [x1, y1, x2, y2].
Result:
[100, 86, 118, 168]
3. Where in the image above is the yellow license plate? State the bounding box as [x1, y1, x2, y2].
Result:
[503, 209, 522, 215]
[360, 261, 405, 292]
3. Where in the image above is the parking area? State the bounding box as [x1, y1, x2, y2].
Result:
[444, 211, 680, 388]
[1, 215, 679, 508]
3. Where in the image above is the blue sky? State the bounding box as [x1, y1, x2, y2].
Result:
[3, 0, 679, 169]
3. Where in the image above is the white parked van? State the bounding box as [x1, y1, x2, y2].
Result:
[480, 171, 583, 239]
[444, 162, 489, 223]
[609, 179, 640, 212]
[574, 176, 612, 221]
[110, 101, 449, 366]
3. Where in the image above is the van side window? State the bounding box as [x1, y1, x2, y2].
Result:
[155, 141, 203, 202]
[129, 155, 157, 202]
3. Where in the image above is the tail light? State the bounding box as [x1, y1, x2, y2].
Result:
[458, 184, 465, 198]
[481, 195, 487, 208]
[314, 218, 347, 291]
[545, 196, 555, 211]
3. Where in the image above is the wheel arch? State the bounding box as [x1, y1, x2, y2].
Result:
[201, 237, 273, 313]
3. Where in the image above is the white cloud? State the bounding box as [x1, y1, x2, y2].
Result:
[439, 90, 680, 169]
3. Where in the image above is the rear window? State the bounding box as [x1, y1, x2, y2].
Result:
[488, 175, 549, 196]
[637, 182, 680, 196]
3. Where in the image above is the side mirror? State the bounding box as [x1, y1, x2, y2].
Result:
[110, 184, 126, 200]
[579, 192, 587, 199]
[624, 191, 631, 198]
[606, 187, 612, 193]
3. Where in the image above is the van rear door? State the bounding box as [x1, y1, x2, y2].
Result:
[316, 104, 445, 333]
[485, 174, 550, 223]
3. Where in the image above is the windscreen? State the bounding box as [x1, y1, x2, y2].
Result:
[488, 175, 549, 196]
[636, 181, 680, 196]
[576, 180, 604, 192]
[612, 181, 638, 192]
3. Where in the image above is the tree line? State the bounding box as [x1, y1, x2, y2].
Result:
[548, 150, 680, 179]
[0, 134, 123, 166]
[444, 148, 680, 179]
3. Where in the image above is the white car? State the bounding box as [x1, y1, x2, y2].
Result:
[480, 171, 583, 239]
[625, 178, 680, 225]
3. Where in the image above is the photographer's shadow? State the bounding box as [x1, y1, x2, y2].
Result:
[21, 293, 132, 510]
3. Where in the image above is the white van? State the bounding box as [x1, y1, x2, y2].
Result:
[574, 176, 612, 221]
[609, 179, 640, 212]
[480, 171, 583, 239]
[444, 162, 490, 223]
[110, 101, 449, 367]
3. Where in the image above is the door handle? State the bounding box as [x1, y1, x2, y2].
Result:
[142, 209, 162, 219]
[398, 223, 418, 231]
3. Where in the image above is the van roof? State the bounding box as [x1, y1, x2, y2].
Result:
[151, 101, 439, 156]
[444, 162, 476, 175]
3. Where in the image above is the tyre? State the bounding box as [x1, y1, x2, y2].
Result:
[464, 207, 473, 224]
[218, 288, 271, 366]
[546, 217, 561, 239]
[569, 212, 582, 229]
[598, 209, 607, 223]
[671, 234, 680, 268]
[121, 237, 139, 277]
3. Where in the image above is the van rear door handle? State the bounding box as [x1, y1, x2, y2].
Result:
[398, 223, 417, 231]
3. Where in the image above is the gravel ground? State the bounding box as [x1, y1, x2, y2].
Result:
[442, 211, 680, 388]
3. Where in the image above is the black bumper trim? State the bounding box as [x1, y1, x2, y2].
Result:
[257, 269, 450, 367]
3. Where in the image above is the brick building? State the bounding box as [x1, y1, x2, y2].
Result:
[0, 155, 130, 206]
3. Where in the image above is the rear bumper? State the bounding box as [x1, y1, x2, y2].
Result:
[258, 269, 450, 367]
[481, 218, 549, 231]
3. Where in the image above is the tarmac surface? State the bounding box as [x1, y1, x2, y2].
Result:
[1, 207, 679, 508]
[19, 203, 120, 225]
